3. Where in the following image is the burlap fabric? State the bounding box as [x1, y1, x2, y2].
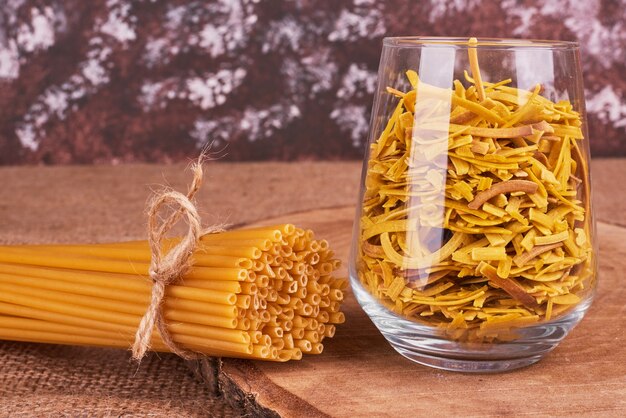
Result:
[0, 343, 231, 417]
[0, 162, 360, 417]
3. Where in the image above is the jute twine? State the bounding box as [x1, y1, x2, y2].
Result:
[132, 155, 222, 361]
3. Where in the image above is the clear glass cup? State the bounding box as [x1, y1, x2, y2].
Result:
[350, 37, 596, 372]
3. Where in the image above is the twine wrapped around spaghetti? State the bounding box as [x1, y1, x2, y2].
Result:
[0, 155, 347, 362]
[133, 157, 220, 360]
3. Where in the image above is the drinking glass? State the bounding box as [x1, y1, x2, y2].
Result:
[350, 37, 596, 372]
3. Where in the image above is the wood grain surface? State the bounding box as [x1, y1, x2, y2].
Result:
[216, 206, 626, 418]
[0, 160, 624, 417]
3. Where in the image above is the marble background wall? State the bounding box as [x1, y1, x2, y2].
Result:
[1, 0, 625, 164]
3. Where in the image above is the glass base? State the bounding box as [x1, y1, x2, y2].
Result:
[350, 277, 593, 373]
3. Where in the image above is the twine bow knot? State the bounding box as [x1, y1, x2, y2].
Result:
[132, 157, 221, 361]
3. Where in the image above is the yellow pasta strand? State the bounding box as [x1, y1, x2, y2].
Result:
[357, 39, 593, 342]
[0, 224, 346, 361]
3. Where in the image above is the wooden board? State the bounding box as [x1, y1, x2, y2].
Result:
[1, 161, 624, 417]
[203, 206, 626, 417]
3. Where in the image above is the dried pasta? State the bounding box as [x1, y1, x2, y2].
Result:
[0, 224, 346, 361]
[357, 45, 593, 342]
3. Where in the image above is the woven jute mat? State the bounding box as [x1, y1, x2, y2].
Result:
[0, 162, 360, 417]
[0, 343, 233, 417]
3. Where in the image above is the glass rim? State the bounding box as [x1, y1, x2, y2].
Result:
[382, 36, 579, 50]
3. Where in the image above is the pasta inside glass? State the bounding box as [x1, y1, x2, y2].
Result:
[350, 37, 596, 372]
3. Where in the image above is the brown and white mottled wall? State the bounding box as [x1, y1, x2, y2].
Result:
[0, 0, 624, 164]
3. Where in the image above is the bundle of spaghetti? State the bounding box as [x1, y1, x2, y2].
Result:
[0, 224, 346, 361]
[357, 38, 593, 342]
